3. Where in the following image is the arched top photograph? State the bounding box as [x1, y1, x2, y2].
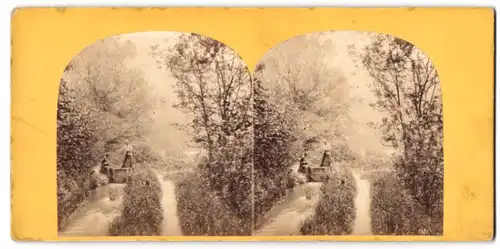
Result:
[57, 31, 253, 237]
[253, 31, 443, 236]
[56, 30, 442, 238]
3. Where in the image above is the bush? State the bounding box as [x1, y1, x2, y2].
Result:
[57, 76, 100, 230]
[134, 144, 163, 165]
[57, 171, 94, 230]
[393, 156, 443, 235]
[369, 172, 441, 235]
[253, 74, 300, 225]
[175, 172, 251, 236]
[108, 168, 163, 236]
[301, 170, 356, 235]
[254, 172, 290, 226]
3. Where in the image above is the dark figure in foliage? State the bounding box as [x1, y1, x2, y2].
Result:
[89, 170, 99, 190]
[122, 140, 134, 168]
[102, 152, 110, 167]
[299, 152, 308, 173]
[320, 140, 332, 168]
[100, 152, 111, 175]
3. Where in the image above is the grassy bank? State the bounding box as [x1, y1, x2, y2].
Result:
[368, 172, 441, 235]
[108, 168, 163, 236]
[300, 170, 357, 235]
[254, 171, 290, 227]
[175, 172, 251, 236]
[57, 171, 94, 230]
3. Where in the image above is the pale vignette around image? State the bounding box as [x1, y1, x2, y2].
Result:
[56, 31, 443, 237]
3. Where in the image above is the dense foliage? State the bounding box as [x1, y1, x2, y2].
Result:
[252, 34, 354, 227]
[57, 72, 99, 229]
[152, 33, 253, 234]
[57, 36, 156, 230]
[175, 172, 250, 235]
[108, 168, 163, 236]
[369, 172, 440, 235]
[253, 64, 301, 225]
[352, 34, 444, 234]
[300, 170, 356, 235]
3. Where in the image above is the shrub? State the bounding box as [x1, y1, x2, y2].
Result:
[134, 144, 163, 165]
[254, 172, 291, 226]
[253, 74, 300, 225]
[108, 168, 163, 236]
[394, 156, 443, 235]
[368, 171, 440, 235]
[175, 172, 251, 236]
[57, 171, 94, 230]
[57, 76, 100, 230]
[301, 170, 356, 235]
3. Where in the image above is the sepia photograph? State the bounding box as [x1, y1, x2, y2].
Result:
[56, 31, 443, 237]
[57, 32, 253, 236]
[252, 31, 443, 236]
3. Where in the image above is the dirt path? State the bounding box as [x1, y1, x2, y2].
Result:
[352, 170, 372, 235]
[58, 183, 125, 237]
[156, 175, 183, 236]
[254, 182, 323, 236]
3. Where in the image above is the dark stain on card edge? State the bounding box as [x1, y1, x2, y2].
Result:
[408, 7, 416, 11]
[55, 7, 66, 14]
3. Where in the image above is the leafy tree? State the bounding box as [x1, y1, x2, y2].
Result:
[352, 34, 443, 233]
[258, 33, 352, 151]
[252, 63, 300, 223]
[152, 33, 252, 156]
[69, 36, 155, 155]
[151, 33, 253, 227]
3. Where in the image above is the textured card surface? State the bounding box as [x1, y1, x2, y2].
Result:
[11, 7, 494, 241]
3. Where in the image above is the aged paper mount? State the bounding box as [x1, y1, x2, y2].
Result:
[10, 7, 494, 241]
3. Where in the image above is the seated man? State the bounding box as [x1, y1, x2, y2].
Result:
[299, 152, 308, 173]
[100, 152, 111, 174]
